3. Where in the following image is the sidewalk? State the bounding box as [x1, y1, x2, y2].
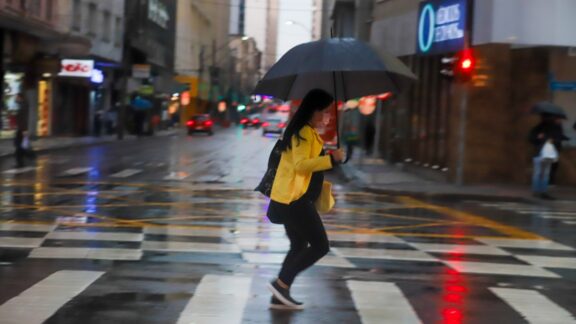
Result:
[0, 129, 180, 159]
[340, 153, 576, 202]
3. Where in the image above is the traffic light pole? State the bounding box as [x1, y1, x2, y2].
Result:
[455, 82, 469, 186]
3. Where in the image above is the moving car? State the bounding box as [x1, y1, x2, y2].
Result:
[262, 118, 287, 136]
[186, 114, 214, 135]
[240, 114, 262, 128]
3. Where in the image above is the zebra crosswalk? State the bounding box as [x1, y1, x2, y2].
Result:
[470, 201, 576, 226]
[0, 270, 574, 323]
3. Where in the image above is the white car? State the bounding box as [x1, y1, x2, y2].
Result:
[262, 118, 287, 136]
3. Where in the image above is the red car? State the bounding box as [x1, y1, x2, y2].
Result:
[240, 114, 262, 129]
[187, 114, 214, 136]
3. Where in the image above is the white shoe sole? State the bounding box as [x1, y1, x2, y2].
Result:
[269, 303, 304, 311]
[267, 283, 304, 310]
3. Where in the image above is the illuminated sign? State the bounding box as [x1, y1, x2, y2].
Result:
[91, 69, 104, 84]
[59, 59, 94, 77]
[417, 0, 468, 55]
[58, 60, 94, 78]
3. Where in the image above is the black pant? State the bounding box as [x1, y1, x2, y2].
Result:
[15, 148, 25, 167]
[278, 198, 329, 286]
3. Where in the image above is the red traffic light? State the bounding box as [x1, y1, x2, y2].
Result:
[456, 50, 474, 82]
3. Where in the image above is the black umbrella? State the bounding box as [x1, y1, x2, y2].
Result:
[253, 38, 416, 101]
[253, 38, 416, 148]
[532, 101, 567, 119]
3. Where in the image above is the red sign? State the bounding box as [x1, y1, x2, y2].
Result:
[316, 103, 339, 147]
[59, 59, 94, 77]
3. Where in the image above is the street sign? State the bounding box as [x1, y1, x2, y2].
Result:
[132, 64, 151, 78]
[417, 0, 468, 55]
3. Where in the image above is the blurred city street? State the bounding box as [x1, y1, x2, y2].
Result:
[1, 128, 575, 323]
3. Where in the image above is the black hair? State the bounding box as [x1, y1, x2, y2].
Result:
[280, 89, 334, 151]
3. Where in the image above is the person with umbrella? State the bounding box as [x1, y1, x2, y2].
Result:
[529, 102, 569, 199]
[266, 89, 344, 309]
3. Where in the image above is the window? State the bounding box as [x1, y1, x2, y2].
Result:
[46, 0, 54, 21]
[87, 3, 97, 37]
[102, 11, 111, 42]
[72, 0, 81, 31]
[114, 17, 122, 47]
[29, 0, 41, 16]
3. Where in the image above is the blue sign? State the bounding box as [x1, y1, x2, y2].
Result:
[417, 0, 468, 55]
[550, 81, 576, 91]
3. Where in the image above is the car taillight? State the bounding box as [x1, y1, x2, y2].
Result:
[205, 120, 213, 126]
[240, 118, 248, 124]
[187, 121, 194, 126]
[262, 122, 270, 127]
[278, 122, 286, 128]
[253, 118, 260, 124]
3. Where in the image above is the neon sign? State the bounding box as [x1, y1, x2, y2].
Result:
[417, 0, 468, 55]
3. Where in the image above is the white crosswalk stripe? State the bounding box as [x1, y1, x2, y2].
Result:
[110, 168, 142, 178]
[176, 275, 252, 324]
[2, 166, 37, 175]
[348, 281, 421, 324]
[490, 288, 576, 324]
[60, 167, 93, 176]
[163, 171, 190, 180]
[0, 270, 104, 324]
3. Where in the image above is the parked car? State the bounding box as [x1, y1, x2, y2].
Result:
[240, 114, 262, 128]
[186, 114, 214, 135]
[262, 118, 287, 136]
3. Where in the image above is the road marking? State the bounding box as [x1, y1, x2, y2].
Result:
[490, 288, 576, 324]
[0, 223, 55, 232]
[145, 227, 231, 238]
[29, 247, 142, 260]
[2, 167, 37, 175]
[563, 221, 576, 225]
[60, 167, 92, 176]
[476, 238, 574, 251]
[110, 169, 142, 178]
[0, 270, 104, 324]
[443, 261, 560, 278]
[329, 233, 405, 244]
[142, 240, 241, 253]
[335, 247, 438, 262]
[241, 252, 356, 268]
[408, 243, 511, 256]
[163, 172, 190, 180]
[176, 275, 252, 324]
[399, 197, 544, 240]
[515, 255, 576, 270]
[46, 231, 143, 242]
[0, 237, 44, 248]
[347, 281, 421, 324]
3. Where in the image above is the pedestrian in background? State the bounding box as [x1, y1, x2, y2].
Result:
[14, 129, 34, 168]
[529, 114, 566, 199]
[267, 89, 344, 310]
[342, 110, 359, 163]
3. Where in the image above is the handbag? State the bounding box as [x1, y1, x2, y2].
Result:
[540, 141, 558, 162]
[315, 181, 335, 213]
[255, 139, 284, 197]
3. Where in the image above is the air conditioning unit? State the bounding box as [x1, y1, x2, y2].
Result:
[569, 47, 576, 57]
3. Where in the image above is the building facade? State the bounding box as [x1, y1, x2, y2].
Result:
[0, 0, 63, 138]
[244, 0, 278, 76]
[369, 0, 576, 185]
[174, 0, 232, 123]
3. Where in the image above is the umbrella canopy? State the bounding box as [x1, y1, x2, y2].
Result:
[532, 101, 567, 119]
[132, 97, 153, 111]
[253, 38, 417, 101]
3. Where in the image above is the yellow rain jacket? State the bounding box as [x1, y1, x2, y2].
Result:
[270, 125, 333, 204]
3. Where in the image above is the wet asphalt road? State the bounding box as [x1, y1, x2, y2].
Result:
[0, 127, 575, 324]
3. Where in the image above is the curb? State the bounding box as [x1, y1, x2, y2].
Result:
[0, 130, 180, 160]
[338, 163, 537, 203]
